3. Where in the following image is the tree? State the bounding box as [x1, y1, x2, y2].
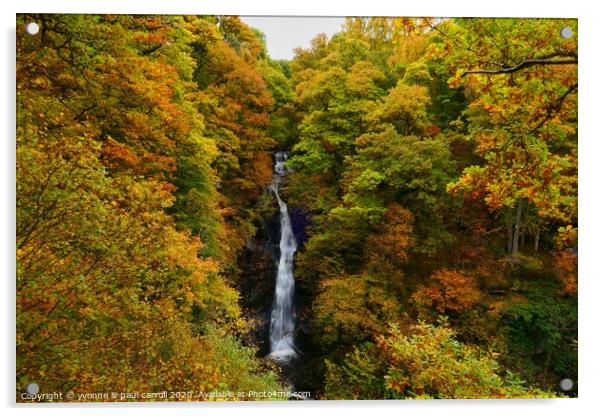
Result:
[344, 124, 454, 255]
[379, 320, 555, 399]
[324, 320, 556, 399]
[430, 18, 578, 256]
[411, 269, 482, 316]
[16, 13, 283, 400]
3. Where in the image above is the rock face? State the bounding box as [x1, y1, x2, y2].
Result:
[237, 211, 279, 357]
[288, 206, 309, 248]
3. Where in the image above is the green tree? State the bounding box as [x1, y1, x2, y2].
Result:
[324, 320, 556, 399]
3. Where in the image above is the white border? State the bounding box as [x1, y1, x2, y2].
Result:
[3, 1, 600, 415]
[9, 0, 581, 18]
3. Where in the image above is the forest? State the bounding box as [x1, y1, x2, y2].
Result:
[16, 15, 577, 401]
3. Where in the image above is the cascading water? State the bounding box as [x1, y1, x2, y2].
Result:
[268, 151, 298, 362]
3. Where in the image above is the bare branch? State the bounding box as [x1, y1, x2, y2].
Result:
[462, 52, 577, 77]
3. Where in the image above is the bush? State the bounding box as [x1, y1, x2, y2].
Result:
[323, 320, 556, 399]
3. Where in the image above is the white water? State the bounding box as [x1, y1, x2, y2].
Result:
[268, 151, 298, 362]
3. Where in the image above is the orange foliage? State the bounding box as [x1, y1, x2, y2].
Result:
[365, 204, 414, 273]
[412, 269, 482, 314]
[16, 14, 284, 400]
[554, 251, 577, 296]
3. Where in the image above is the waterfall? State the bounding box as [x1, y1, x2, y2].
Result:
[268, 151, 298, 362]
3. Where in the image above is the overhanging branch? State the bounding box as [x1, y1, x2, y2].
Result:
[462, 51, 578, 77]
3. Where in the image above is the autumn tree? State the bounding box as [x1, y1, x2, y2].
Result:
[16, 13, 283, 400]
[411, 269, 482, 316]
[431, 18, 578, 256]
[324, 320, 556, 399]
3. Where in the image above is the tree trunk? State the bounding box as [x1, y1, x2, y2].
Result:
[520, 229, 525, 247]
[534, 229, 540, 252]
[512, 198, 525, 256]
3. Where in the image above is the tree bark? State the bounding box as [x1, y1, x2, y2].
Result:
[512, 198, 525, 256]
[534, 229, 540, 252]
[520, 229, 525, 247]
